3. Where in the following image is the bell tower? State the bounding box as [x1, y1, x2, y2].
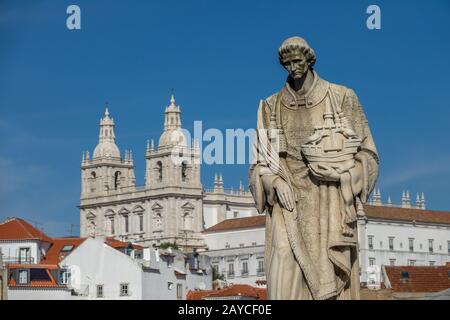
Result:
[145, 95, 201, 189]
[81, 105, 136, 198]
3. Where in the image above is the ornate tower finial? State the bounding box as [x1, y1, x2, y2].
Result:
[402, 190, 411, 208]
[416, 193, 421, 209]
[421, 192, 426, 209]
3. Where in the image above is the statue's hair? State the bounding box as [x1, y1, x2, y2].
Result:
[278, 37, 316, 68]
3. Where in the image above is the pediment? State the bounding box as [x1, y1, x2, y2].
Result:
[151, 202, 163, 210]
[132, 205, 145, 213]
[104, 209, 116, 217]
[86, 211, 96, 219]
[118, 207, 130, 215]
[181, 202, 195, 210]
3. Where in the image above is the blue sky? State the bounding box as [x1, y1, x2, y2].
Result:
[0, 0, 449, 236]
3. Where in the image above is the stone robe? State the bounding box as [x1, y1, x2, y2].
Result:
[249, 71, 379, 300]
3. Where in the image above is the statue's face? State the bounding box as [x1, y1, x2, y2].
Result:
[281, 50, 308, 80]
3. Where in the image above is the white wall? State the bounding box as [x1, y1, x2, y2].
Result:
[61, 238, 143, 300]
[7, 288, 72, 300]
[205, 228, 265, 251]
[0, 241, 41, 264]
[204, 228, 266, 287]
[358, 219, 450, 282]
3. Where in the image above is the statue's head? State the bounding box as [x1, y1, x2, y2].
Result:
[278, 37, 316, 80]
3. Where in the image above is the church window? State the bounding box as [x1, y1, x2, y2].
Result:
[114, 171, 121, 190]
[157, 161, 163, 182]
[110, 217, 115, 235]
[181, 161, 187, 182]
[138, 214, 144, 232]
[124, 215, 129, 233]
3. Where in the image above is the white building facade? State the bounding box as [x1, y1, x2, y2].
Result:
[202, 216, 266, 286]
[79, 96, 257, 249]
[358, 204, 450, 284]
[61, 237, 211, 300]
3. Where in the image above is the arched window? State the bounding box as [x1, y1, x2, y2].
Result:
[157, 161, 163, 182]
[181, 161, 187, 182]
[90, 172, 97, 192]
[114, 171, 121, 190]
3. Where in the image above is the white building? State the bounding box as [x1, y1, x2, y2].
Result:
[358, 203, 450, 284]
[61, 237, 211, 300]
[202, 216, 266, 286]
[201, 199, 450, 287]
[1, 217, 211, 300]
[79, 96, 257, 249]
[0, 218, 53, 265]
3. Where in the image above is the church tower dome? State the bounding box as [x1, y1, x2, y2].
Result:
[158, 94, 187, 148]
[93, 106, 121, 159]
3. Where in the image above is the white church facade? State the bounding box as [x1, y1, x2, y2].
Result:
[79, 96, 257, 249]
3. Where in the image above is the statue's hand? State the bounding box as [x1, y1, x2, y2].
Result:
[273, 177, 295, 212]
[309, 163, 341, 182]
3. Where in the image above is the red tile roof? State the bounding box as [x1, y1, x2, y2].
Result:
[8, 264, 65, 289]
[0, 218, 52, 242]
[384, 265, 450, 293]
[203, 205, 450, 232]
[204, 216, 266, 233]
[40, 238, 87, 264]
[187, 284, 267, 300]
[364, 205, 450, 225]
[105, 237, 143, 250]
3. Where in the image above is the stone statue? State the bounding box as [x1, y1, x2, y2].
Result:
[249, 37, 379, 300]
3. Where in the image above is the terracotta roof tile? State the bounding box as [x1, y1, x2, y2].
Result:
[204, 216, 266, 233]
[40, 238, 87, 264]
[105, 237, 143, 250]
[0, 218, 52, 242]
[203, 205, 450, 232]
[384, 265, 450, 293]
[187, 284, 266, 300]
[8, 264, 66, 289]
[364, 205, 450, 225]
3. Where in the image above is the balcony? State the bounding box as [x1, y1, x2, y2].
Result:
[2, 257, 35, 264]
[241, 270, 249, 277]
